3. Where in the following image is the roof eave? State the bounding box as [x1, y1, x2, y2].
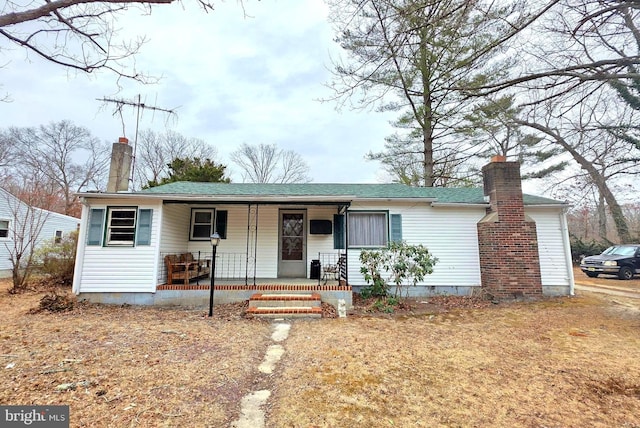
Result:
[524, 203, 571, 208]
[430, 202, 489, 208]
[79, 192, 356, 203]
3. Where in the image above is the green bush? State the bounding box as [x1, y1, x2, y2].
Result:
[569, 236, 611, 263]
[359, 241, 438, 299]
[35, 231, 78, 286]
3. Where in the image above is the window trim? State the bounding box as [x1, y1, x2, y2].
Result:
[189, 208, 215, 241]
[106, 206, 137, 247]
[0, 218, 10, 240]
[347, 210, 389, 248]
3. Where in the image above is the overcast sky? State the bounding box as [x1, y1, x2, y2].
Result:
[0, 0, 398, 184]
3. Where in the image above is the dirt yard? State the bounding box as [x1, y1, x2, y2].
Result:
[1, 277, 639, 427]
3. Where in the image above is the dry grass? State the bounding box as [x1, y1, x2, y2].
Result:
[0, 279, 273, 427]
[1, 277, 640, 427]
[270, 294, 640, 428]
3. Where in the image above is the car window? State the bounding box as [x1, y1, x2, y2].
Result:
[604, 246, 637, 256]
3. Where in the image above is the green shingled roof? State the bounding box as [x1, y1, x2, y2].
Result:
[138, 182, 565, 206]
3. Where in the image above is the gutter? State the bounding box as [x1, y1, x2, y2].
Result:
[79, 192, 357, 204]
[560, 207, 575, 296]
[430, 202, 489, 208]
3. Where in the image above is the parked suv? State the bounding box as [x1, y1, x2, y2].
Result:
[580, 244, 640, 280]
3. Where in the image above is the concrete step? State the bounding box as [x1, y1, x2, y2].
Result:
[249, 293, 321, 308]
[246, 306, 322, 318]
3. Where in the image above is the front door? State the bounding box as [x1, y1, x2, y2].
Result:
[278, 210, 306, 277]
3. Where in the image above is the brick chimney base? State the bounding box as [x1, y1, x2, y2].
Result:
[477, 220, 543, 300]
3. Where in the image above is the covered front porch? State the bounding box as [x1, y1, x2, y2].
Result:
[157, 197, 351, 294]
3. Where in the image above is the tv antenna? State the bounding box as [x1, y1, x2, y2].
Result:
[97, 94, 178, 186]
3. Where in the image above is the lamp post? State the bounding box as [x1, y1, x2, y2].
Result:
[208, 232, 221, 317]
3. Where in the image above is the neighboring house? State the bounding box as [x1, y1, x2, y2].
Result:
[0, 188, 80, 278]
[72, 140, 574, 307]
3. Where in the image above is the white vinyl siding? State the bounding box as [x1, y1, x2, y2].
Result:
[76, 200, 160, 293]
[345, 202, 485, 289]
[1, 188, 79, 276]
[526, 208, 573, 291]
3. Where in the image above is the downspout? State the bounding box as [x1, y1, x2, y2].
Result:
[245, 204, 251, 286]
[344, 203, 350, 285]
[560, 207, 575, 296]
[72, 201, 90, 295]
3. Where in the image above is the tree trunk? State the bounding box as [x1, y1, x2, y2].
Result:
[598, 193, 607, 241]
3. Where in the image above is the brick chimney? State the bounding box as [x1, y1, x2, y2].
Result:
[476, 157, 542, 299]
[106, 137, 132, 193]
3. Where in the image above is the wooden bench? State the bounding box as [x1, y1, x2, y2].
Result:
[165, 253, 211, 286]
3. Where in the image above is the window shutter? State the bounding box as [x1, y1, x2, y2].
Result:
[215, 210, 228, 239]
[390, 214, 402, 243]
[87, 208, 104, 246]
[136, 209, 153, 246]
[333, 214, 345, 249]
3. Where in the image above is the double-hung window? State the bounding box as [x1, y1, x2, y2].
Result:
[348, 212, 388, 247]
[107, 208, 137, 246]
[190, 209, 214, 240]
[190, 208, 228, 240]
[0, 219, 9, 239]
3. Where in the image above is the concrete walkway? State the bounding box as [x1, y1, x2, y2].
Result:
[230, 322, 291, 428]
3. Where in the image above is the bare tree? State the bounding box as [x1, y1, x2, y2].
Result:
[516, 89, 640, 243]
[7, 121, 110, 216]
[0, 130, 15, 173]
[1, 188, 49, 292]
[133, 129, 218, 189]
[0, 0, 216, 84]
[230, 143, 310, 183]
[473, 1, 640, 99]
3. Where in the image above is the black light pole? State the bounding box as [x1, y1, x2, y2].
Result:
[208, 232, 221, 317]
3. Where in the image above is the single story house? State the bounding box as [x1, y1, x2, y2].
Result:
[72, 140, 574, 308]
[0, 187, 80, 278]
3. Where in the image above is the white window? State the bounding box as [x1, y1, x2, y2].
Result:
[0, 219, 9, 239]
[54, 230, 63, 244]
[106, 208, 137, 246]
[348, 212, 388, 247]
[190, 209, 215, 240]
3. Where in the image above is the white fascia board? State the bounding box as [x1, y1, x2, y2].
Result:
[79, 193, 356, 204]
[430, 202, 489, 208]
[524, 204, 571, 209]
[354, 198, 436, 203]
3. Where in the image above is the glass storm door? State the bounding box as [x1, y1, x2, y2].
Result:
[278, 211, 306, 277]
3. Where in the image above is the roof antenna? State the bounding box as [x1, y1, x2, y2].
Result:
[97, 95, 178, 188]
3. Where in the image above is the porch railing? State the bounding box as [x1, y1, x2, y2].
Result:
[317, 252, 347, 285]
[158, 251, 248, 284]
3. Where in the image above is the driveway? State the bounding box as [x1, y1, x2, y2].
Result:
[573, 267, 640, 298]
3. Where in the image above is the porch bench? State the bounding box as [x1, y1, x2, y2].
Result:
[165, 253, 211, 286]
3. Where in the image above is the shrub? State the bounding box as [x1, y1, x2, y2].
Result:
[35, 231, 78, 286]
[359, 241, 438, 299]
[569, 236, 611, 263]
